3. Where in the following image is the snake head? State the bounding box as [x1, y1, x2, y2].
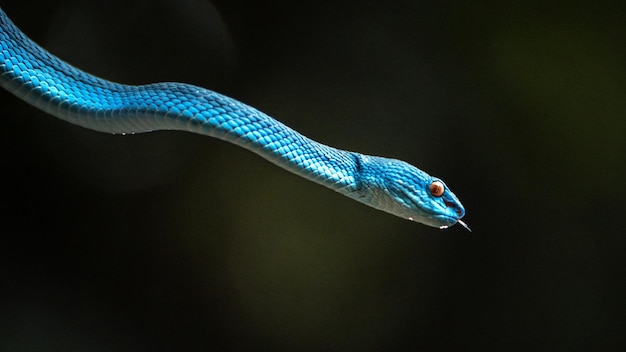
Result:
[356, 156, 467, 230]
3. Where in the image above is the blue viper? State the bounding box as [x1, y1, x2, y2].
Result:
[0, 7, 468, 230]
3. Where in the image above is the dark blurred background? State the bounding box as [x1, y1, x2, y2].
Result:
[1, 0, 625, 351]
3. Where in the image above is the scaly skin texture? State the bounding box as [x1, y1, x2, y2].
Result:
[0, 6, 466, 229]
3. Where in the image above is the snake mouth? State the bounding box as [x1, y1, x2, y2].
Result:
[436, 215, 471, 231]
[441, 203, 470, 231]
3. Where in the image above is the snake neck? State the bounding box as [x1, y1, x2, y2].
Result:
[0, 7, 362, 198]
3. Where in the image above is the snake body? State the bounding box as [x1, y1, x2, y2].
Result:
[0, 7, 467, 230]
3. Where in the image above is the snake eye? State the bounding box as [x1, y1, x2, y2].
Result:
[429, 181, 445, 197]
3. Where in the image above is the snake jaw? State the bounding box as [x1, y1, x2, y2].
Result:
[394, 186, 459, 229]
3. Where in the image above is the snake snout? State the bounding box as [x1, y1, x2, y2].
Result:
[444, 200, 465, 218]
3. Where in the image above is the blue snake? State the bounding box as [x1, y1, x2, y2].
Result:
[0, 7, 468, 230]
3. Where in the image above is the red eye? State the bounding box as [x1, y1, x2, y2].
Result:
[429, 181, 445, 197]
